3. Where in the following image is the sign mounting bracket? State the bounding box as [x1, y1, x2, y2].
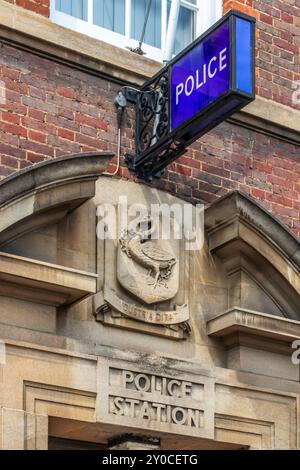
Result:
[123, 10, 256, 181]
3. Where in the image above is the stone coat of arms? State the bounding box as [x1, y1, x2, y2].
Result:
[117, 217, 179, 304]
[94, 203, 190, 338]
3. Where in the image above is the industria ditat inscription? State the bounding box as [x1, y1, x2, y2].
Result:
[96, 359, 214, 439]
[94, 202, 192, 339]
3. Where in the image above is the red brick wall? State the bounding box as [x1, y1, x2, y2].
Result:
[0, 45, 112, 173]
[4, 0, 300, 109]
[0, 44, 299, 237]
[224, 0, 300, 109]
[6, 0, 300, 109]
[163, 125, 300, 237]
[4, 0, 49, 16]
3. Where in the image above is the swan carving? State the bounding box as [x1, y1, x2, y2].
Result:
[120, 218, 176, 288]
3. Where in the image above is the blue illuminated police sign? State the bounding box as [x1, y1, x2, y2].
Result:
[170, 10, 255, 138]
[125, 10, 256, 179]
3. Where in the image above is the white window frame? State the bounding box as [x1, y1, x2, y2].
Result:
[50, 0, 223, 62]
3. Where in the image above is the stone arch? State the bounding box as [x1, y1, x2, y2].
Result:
[0, 152, 112, 306]
[0, 152, 112, 248]
[205, 191, 300, 320]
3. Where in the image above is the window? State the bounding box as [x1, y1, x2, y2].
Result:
[51, 1, 222, 62]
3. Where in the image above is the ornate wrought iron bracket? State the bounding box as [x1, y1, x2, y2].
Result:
[123, 69, 187, 181]
[122, 10, 256, 181]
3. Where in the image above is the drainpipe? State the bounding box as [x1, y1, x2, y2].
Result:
[163, 0, 180, 62]
[152, 0, 180, 150]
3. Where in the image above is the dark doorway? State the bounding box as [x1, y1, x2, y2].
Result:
[48, 437, 106, 450]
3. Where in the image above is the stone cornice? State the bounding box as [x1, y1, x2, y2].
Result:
[230, 98, 300, 146]
[0, 251, 97, 305]
[205, 191, 300, 270]
[0, 151, 112, 305]
[205, 191, 300, 321]
[0, 152, 113, 246]
[0, 0, 159, 86]
[0, 151, 113, 208]
[207, 307, 300, 342]
[207, 307, 300, 354]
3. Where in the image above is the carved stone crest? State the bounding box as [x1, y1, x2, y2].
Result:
[117, 217, 179, 304]
[94, 190, 191, 340]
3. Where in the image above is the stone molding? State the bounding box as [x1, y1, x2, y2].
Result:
[205, 191, 300, 291]
[0, 152, 111, 305]
[0, 340, 298, 449]
[0, 152, 113, 209]
[0, 152, 113, 247]
[0, 0, 158, 86]
[207, 307, 300, 353]
[0, 251, 97, 306]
